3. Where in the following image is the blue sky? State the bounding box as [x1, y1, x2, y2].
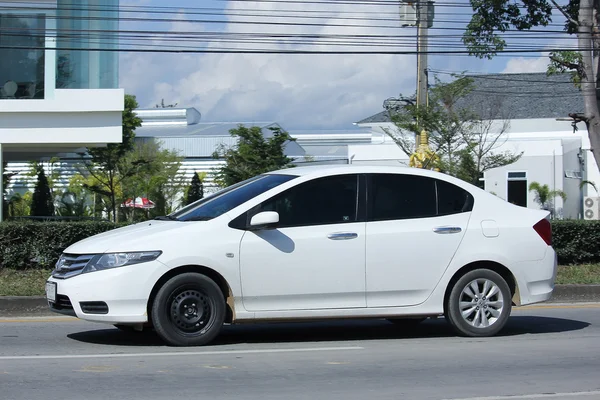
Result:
[118, 0, 570, 130]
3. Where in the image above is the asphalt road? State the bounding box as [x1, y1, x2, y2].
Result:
[1, 304, 599, 400]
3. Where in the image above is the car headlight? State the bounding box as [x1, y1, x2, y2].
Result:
[82, 251, 162, 273]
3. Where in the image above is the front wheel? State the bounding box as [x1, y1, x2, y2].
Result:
[445, 269, 512, 337]
[151, 273, 226, 346]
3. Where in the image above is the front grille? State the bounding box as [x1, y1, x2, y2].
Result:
[49, 295, 75, 317]
[80, 302, 109, 314]
[52, 294, 73, 310]
[51, 254, 95, 279]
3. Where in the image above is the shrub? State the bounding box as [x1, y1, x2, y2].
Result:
[552, 220, 600, 265]
[0, 221, 129, 270]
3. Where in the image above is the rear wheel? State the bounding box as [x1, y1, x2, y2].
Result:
[151, 273, 226, 346]
[446, 269, 512, 337]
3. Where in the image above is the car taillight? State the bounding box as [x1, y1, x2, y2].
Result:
[533, 218, 552, 246]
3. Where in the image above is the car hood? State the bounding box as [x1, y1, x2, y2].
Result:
[64, 220, 198, 254]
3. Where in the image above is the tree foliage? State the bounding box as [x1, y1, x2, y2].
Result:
[529, 181, 568, 216]
[30, 165, 54, 217]
[213, 125, 295, 187]
[119, 140, 184, 221]
[463, 0, 600, 173]
[81, 94, 142, 221]
[383, 75, 476, 165]
[384, 75, 521, 182]
[185, 172, 205, 206]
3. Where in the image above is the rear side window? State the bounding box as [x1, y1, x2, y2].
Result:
[368, 173, 474, 221]
[369, 174, 437, 221]
[436, 180, 474, 215]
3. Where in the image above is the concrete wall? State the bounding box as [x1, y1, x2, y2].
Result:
[0, 89, 124, 159]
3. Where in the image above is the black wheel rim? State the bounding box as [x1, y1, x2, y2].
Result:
[166, 285, 215, 336]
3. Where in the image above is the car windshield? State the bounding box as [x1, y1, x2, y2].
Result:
[171, 174, 298, 222]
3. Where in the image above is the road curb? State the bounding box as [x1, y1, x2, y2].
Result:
[550, 284, 600, 303]
[0, 296, 53, 317]
[2, 285, 600, 317]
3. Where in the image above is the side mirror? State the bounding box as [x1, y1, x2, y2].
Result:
[249, 211, 279, 230]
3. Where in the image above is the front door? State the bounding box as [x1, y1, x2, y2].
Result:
[365, 174, 472, 307]
[239, 174, 367, 312]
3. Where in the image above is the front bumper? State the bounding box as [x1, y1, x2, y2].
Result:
[46, 260, 165, 324]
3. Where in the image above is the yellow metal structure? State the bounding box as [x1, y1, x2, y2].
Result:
[409, 130, 440, 171]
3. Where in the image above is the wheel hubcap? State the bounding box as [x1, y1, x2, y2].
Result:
[459, 278, 504, 328]
[169, 289, 211, 333]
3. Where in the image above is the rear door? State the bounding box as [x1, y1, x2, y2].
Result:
[365, 173, 473, 307]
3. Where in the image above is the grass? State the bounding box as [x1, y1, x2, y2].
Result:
[1, 264, 599, 297]
[556, 264, 600, 285]
[0, 269, 52, 296]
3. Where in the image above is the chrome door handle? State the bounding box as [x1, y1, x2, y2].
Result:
[433, 226, 462, 234]
[327, 232, 358, 240]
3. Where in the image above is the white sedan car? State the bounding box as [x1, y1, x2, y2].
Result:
[46, 165, 557, 346]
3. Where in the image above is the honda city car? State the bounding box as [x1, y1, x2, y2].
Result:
[46, 165, 557, 346]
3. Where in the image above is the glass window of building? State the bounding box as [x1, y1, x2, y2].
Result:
[56, 0, 119, 89]
[0, 13, 46, 99]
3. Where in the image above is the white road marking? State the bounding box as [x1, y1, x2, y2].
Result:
[444, 391, 600, 400]
[0, 346, 364, 361]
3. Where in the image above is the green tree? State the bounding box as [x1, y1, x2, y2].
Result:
[384, 75, 521, 180]
[213, 125, 295, 187]
[8, 192, 32, 217]
[463, 0, 600, 174]
[81, 94, 142, 221]
[384, 75, 477, 174]
[529, 182, 568, 216]
[2, 161, 16, 218]
[185, 172, 205, 206]
[30, 165, 54, 217]
[119, 140, 184, 221]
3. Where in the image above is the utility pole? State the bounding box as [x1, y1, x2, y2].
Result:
[415, 0, 431, 146]
[400, 1, 438, 170]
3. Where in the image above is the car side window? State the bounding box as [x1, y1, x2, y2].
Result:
[258, 174, 360, 228]
[369, 174, 437, 221]
[436, 179, 474, 215]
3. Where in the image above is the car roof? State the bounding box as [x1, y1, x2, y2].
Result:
[268, 164, 436, 179]
[267, 164, 487, 195]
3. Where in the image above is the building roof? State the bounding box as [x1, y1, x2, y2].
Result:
[355, 72, 584, 124]
[135, 121, 281, 138]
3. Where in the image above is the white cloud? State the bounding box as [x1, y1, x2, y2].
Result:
[120, 1, 417, 129]
[502, 57, 550, 74]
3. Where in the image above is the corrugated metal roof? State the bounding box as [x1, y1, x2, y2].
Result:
[135, 121, 279, 138]
[142, 136, 238, 158]
[301, 144, 349, 159]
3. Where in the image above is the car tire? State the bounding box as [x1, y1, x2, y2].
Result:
[446, 269, 512, 337]
[151, 273, 226, 346]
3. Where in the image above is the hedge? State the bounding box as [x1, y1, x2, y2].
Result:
[552, 220, 600, 265]
[0, 219, 598, 270]
[0, 221, 129, 270]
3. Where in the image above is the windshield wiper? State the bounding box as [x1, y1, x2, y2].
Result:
[154, 215, 179, 221]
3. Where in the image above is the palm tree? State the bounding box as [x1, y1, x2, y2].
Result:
[580, 180, 598, 196]
[528, 182, 567, 217]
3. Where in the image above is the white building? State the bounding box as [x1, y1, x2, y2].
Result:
[355, 72, 598, 220]
[0, 0, 124, 220]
